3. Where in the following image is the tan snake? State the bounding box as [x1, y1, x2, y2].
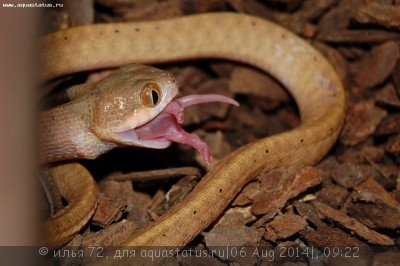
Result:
[40, 13, 345, 248]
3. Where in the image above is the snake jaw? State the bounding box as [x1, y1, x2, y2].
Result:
[108, 81, 179, 133]
[114, 94, 238, 164]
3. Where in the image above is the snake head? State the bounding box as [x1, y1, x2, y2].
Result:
[88, 64, 178, 143]
[71, 64, 238, 164]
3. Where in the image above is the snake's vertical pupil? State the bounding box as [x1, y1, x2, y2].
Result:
[141, 83, 161, 107]
[151, 89, 159, 105]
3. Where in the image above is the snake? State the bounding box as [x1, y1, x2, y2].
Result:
[40, 13, 345, 248]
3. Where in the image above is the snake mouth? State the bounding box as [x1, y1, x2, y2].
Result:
[114, 94, 238, 164]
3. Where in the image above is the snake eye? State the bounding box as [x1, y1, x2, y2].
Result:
[140, 83, 162, 107]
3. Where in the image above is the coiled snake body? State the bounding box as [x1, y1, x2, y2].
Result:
[40, 13, 345, 248]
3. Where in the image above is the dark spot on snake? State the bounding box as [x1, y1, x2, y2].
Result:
[163, 233, 166, 237]
[193, 210, 197, 214]
[251, 21, 256, 26]
[64, 36, 68, 40]
[281, 34, 286, 39]
[135, 28, 140, 32]
[114, 29, 119, 33]
[300, 139, 304, 143]
[313, 56, 318, 61]
[219, 189, 223, 193]
[328, 82, 338, 96]
[266, 149, 269, 153]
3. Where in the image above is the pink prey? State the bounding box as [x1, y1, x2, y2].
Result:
[135, 94, 239, 164]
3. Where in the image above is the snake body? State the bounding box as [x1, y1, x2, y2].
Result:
[42, 163, 97, 246]
[41, 13, 345, 247]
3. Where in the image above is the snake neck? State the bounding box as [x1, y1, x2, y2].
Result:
[39, 99, 116, 163]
